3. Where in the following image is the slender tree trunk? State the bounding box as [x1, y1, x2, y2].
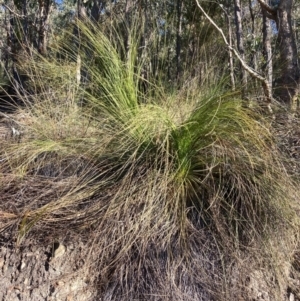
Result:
[234, 0, 247, 96]
[257, 0, 299, 107]
[37, 0, 52, 55]
[124, 0, 133, 60]
[77, 0, 87, 19]
[275, 0, 300, 107]
[248, 0, 257, 71]
[22, 0, 28, 49]
[261, 8, 273, 96]
[167, 47, 171, 81]
[6, 3, 22, 90]
[225, 4, 235, 90]
[140, 0, 151, 93]
[74, 0, 88, 93]
[4, 6, 12, 72]
[176, 0, 183, 82]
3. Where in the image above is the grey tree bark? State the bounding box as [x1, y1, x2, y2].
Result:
[176, 0, 183, 82]
[275, 0, 300, 107]
[37, 0, 52, 55]
[261, 6, 273, 97]
[248, 0, 257, 71]
[223, 2, 235, 91]
[257, 0, 300, 107]
[234, 0, 247, 97]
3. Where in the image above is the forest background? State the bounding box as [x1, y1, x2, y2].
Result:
[0, 0, 300, 106]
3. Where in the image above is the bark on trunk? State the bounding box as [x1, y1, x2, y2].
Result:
[234, 0, 247, 97]
[249, 0, 257, 71]
[37, 0, 52, 55]
[22, 0, 29, 49]
[225, 5, 235, 90]
[275, 0, 300, 107]
[124, 0, 134, 60]
[262, 7, 273, 95]
[176, 0, 183, 82]
[258, 0, 300, 107]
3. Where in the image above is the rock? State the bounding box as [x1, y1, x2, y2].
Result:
[20, 261, 26, 270]
[53, 243, 66, 258]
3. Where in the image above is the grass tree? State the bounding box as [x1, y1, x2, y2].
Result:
[0, 20, 299, 300]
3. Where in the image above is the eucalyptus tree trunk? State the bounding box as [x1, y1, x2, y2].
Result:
[176, 0, 183, 82]
[124, 0, 134, 60]
[140, 0, 150, 93]
[22, 0, 29, 50]
[248, 0, 257, 71]
[258, 0, 300, 107]
[37, 0, 52, 55]
[261, 7, 273, 97]
[225, 3, 235, 90]
[3, 4, 13, 72]
[77, 0, 87, 19]
[234, 0, 247, 96]
[275, 0, 300, 107]
[3, 2, 23, 91]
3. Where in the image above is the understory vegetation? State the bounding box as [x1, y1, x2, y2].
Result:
[1, 19, 300, 300]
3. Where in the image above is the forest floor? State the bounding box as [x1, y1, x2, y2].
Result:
[0, 234, 97, 301]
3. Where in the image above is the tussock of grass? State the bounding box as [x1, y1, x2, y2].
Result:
[0, 20, 299, 300]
